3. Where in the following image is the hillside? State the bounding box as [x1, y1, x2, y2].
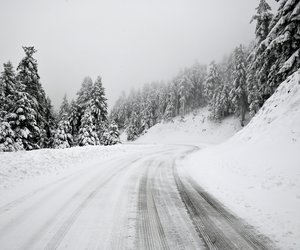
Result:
[133, 107, 243, 146]
[185, 70, 300, 249]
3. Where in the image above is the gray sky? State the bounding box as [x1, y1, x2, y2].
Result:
[0, 0, 278, 110]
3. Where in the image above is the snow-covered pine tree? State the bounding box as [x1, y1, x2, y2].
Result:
[102, 121, 120, 145]
[110, 91, 127, 130]
[126, 111, 141, 141]
[204, 61, 221, 105]
[53, 95, 73, 149]
[187, 62, 207, 109]
[247, 0, 273, 116]
[251, 0, 274, 43]
[0, 63, 25, 151]
[0, 62, 17, 120]
[0, 121, 23, 152]
[157, 84, 168, 121]
[53, 119, 73, 149]
[230, 45, 249, 126]
[77, 76, 93, 112]
[163, 93, 175, 122]
[90, 76, 108, 140]
[109, 121, 120, 144]
[17, 46, 49, 148]
[205, 61, 222, 119]
[253, 0, 300, 99]
[77, 106, 100, 146]
[43, 97, 56, 148]
[58, 94, 70, 120]
[68, 100, 81, 138]
[0, 62, 26, 151]
[0, 82, 4, 120]
[170, 76, 181, 117]
[7, 88, 41, 150]
[247, 70, 263, 116]
[210, 83, 232, 121]
[178, 71, 192, 119]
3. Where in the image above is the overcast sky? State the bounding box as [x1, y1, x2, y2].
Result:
[0, 0, 278, 110]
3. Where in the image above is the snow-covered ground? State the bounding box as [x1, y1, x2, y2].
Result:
[134, 107, 242, 146]
[185, 71, 300, 249]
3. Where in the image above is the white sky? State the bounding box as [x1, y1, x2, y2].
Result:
[0, 0, 278, 110]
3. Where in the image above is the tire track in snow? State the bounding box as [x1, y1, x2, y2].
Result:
[30, 158, 141, 250]
[137, 161, 169, 250]
[173, 162, 275, 250]
[0, 156, 124, 216]
[0, 171, 81, 216]
[44, 149, 175, 250]
[0, 168, 91, 236]
[188, 177, 275, 250]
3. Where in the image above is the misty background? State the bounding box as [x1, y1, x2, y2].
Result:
[0, 0, 278, 110]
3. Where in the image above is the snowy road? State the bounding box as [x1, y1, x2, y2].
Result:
[0, 145, 274, 250]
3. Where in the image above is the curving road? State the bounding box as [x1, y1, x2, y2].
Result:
[0, 145, 274, 249]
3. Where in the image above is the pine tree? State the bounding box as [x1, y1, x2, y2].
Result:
[126, 111, 140, 141]
[0, 62, 17, 120]
[43, 97, 56, 148]
[251, 0, 274, 43]
[211, 84, 232, 121]
[77, 76, 93, 111]
[0, 78, 4, 118]
[253, 0, 300, 99]
[110, 91, 127, 130]
[0, 63, 25, 151]
[102, 121, 120, 145]
[53, 120, 73, 149]
[187, 63, 207, 109]
[247, 0, 273, 115]
[7, 89, 41, 150]
[205, 61, 221, 104]
[17, 46, 49, 148]
[90, 76, 108, 139]
[0, 61, 39, 151]
[0, 121, 23, 152]
[163, 93, 175, 122]
[69, 100, 81, 137]
[59, 94, 70, 120]
[53, 96, 73, 149]
[77, 107, 100, 146]
[205, 61, 223, 119]
[230, 45, 249, 126]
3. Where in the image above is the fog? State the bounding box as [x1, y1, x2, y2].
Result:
[0, 0, 278, 110]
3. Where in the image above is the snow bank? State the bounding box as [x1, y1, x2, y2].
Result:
[135, 107, 242, 145]
[0, 144, 151, 190]
[186, 71, 300, 249]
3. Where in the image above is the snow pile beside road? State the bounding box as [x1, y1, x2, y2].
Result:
[0, 144, 151, 190]
[135, 107, 242, 145]
[186, 71, 300, 249]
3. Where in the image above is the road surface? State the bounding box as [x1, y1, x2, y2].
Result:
[0, 144, 274, 249]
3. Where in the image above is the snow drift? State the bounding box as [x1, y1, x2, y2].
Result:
[186, 70, 300, 249]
